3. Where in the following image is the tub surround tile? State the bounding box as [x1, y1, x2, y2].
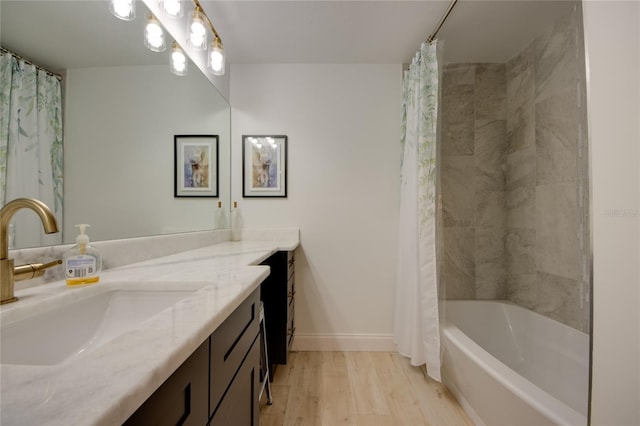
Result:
[442, 156, 475, 227]
[506, 43, 535, 112]
[475, 64, 506, 121]
[475, 191, 506, 229]
[476, 229, 506, 300]
[442, 85, 475, 156]
[443, 63, 476, 87]
[535, 93, 578, 185]
[506, 100, 535, 154]
[506, 186, 535, 229]
[536, 183, 579, 279]
[506, 145, 536, 192]
[442, 6, 587, 332]
[535, 271, 584, 332]
[505, 228, 536, 275]
[507, 273, 537, 310]
[534, 10, 578, 104]
[443, 227, 475, 299]
[475, 120, 507, 192]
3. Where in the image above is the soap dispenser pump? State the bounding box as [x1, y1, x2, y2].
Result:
[63, 224, 102, 286]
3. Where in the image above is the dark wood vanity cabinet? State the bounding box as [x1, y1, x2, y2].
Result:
[125, 287, 261, 426]
[260, 250, 295, 378]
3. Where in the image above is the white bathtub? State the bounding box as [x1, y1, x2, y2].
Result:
[442, 300, 589, 426]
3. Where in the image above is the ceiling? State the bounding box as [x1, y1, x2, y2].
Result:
[202, 0, 577, 64]
[0, 0, 577, 71]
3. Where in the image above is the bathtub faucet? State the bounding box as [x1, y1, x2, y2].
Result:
[0, 198, 60, 304]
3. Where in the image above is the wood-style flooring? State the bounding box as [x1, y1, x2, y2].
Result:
[259, 351, 473, 426]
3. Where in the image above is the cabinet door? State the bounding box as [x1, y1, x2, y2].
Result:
[124, 340, 209, 426]
[209, 335, 260, 426]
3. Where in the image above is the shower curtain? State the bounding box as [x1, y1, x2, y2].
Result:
[0, 50, 63, 248]
[394, 41, 442, 381]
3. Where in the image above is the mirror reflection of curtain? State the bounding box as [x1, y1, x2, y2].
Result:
[0, 51, 63, 248]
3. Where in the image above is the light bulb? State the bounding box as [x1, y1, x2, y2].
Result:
[109, 0, 135, 21]
[170, 42, 188, 76]
[187, 8, 207, 50]
[160, 0, 182, 18]
[207, 38, 225, 76]
[144, 14, 166, 52]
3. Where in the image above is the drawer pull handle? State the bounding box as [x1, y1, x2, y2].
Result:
[177, 383, 191, 425]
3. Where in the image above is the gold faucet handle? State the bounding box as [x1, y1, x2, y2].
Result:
[14, 259, 63, 282]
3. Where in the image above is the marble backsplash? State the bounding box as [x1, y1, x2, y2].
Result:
[441, 4, 589, 332]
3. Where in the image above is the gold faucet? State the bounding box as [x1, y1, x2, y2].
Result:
[0, 198, 60, 304]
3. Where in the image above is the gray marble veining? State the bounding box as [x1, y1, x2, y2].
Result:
[442, 84, 475, 157]
[536, 183, 579, 279]
[443, 227, 475, 299]
[535, 92, 578, 185]
[505, 228, 536, 275]
[442, 156, 475, 227]
[475, 64, 506, 121]
[507, 99, 535, 154]
[507, 273, 537, 310]
[476, 191, 506, 229]
[534, 10, 578, 103]
[475, 119, 507, 192]
[536, 271, 582, 330]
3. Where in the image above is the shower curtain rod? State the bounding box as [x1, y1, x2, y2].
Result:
[0, 47, 63, 81]
[426, 0, 459, 44]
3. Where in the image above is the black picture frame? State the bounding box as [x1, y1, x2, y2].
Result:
[174, 134, 219, 198]
[242, 135, 288, 198]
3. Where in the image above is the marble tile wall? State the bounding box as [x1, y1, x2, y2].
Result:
[441, 5, 589, 332]
[441, 63, 507, 300]
[505, 6, 588, 332]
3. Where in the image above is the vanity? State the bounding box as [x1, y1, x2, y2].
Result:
[0, 234, 299, 426]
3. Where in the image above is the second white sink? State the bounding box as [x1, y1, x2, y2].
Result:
[1, 289, 195, 366]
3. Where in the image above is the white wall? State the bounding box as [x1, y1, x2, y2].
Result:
[583, 1, 640, 424]
[231, 64, 402, 349]
[64, 65, 230, 243]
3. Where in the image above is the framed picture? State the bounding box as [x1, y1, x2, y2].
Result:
[174, 134, 219, 197]
[242, 135, 288, 197]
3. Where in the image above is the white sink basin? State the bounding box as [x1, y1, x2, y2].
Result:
[0, 289, 195, 366]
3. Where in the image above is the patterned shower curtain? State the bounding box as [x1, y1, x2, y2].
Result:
[0, 50, 63, 248]
[394, 41, 442, 381]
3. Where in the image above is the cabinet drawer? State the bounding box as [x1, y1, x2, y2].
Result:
[125, 340, 209, 426]
[209, 335, 260, 426]
[210, 287, 260, 415]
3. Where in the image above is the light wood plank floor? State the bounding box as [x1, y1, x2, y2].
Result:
[259, 351, 473, 426]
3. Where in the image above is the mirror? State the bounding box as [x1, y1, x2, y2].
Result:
[0, 0, 231, 247]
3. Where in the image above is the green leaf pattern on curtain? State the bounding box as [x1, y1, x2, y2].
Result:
[395, 41, 441, 381]
[0, 51, 63, 247]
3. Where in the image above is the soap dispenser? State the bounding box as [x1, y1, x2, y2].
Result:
[63, 224, 102, 286]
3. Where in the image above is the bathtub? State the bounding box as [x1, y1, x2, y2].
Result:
[442, 300, 589, 426]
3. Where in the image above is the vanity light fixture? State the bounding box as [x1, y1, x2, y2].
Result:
[188, 0, 226, 76]
[170, 41, 188, 76]
[109, 0, 136, 21]
[144, 14, 166, 52]
[159, 0, 183, 18]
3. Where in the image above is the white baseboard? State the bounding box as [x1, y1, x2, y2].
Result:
[291, 333, 397, 352]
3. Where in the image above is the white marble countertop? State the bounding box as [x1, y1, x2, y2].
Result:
[0, 238, 298, 426]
